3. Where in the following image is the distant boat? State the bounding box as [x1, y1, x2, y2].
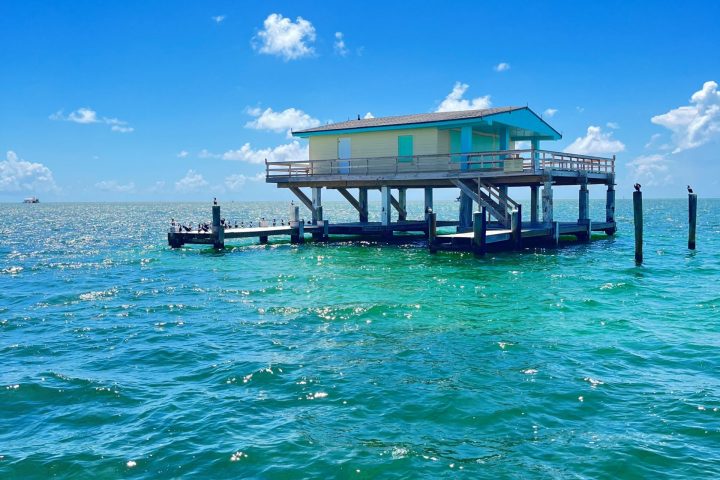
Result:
[23, 197, 39, 203]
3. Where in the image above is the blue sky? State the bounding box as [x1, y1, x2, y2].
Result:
[1, 0, 719, 202]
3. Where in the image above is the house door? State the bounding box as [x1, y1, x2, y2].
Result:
[338, 138, 351, 174]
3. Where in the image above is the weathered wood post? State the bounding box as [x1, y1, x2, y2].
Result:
[398, 188, 407, 221]
[311, 187, 322, 224]
[688, 192, 697, 250]
[542, 180, 553, 226]
[511, 205, 522, 249]
[358, 188, 368, 223]
[312, 206, 324, 241]
[424, 188, 433, 220]
[458, 191, 473, 232]
[472, 208, 487, 256]
[211, 204, 224, 249]
[577, 175, 590, 241]
[552, 221, 560, 246]
[605, 178, 616, 235]
[427, 211, 437, 253]
[290, 206, 303, 244]
[380, 186, 391, 226]
[633, 189, 643, 264]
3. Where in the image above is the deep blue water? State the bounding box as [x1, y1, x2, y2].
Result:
[1, 199, 719, 479]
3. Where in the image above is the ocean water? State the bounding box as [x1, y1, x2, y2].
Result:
[1, 199, 719, 479]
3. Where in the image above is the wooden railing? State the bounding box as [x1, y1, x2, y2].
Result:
[265, 149, 615, 178]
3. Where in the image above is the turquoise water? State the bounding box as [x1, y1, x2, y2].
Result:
[1, 199, 719, 479]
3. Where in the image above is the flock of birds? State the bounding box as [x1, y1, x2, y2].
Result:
[171, 216, 310, 233]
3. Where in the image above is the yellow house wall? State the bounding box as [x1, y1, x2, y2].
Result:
[308, 127, 440, 160]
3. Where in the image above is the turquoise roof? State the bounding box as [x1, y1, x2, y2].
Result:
[293, 107, 561, 141]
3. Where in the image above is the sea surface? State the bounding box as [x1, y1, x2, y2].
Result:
[1, 199, 719, 479]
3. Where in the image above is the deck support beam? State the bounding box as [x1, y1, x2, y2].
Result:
[530, 185, 539, 224]
[390, 190, 407, 221]
[458, 191, 473, 232]
[311, 187, 322, 224]
[358, 188, 369, 222]
[338, 187, 362, 214]
[424, 188, 433, 219]
[398, 188, 407, 221]
[380, 186, 391, 226]
[577, 175, 590, 241]
[605, 177, 616, 235]
[542, 181, 554, 226]
[289, 187, 314, 215]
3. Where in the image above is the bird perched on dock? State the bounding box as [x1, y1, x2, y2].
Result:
[687, 185, 693, 194]
[213, 197, 217, 206]
[634, 183, 641, 192]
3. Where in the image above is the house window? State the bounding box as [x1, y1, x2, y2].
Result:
[398, 135, 413, 162]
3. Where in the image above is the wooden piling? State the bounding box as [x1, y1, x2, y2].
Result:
[511, 205, 522, 249]
[605, 180, 616, 235]
[688, 192, 697, 250]
[633, 190, 643, 264]
[428, 212, 437, 253]
[358, 188, 368, 222]
[472, 208, 487, 255]
[312, 206, 324, 240]
[211, 204, 224, 249]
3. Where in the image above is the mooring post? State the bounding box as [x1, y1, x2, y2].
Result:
[605, 179, 616, 235]
[633, 189, 643, 264]
[688, 192, 697, 250]
[323, 219, 330, 240]
[511, 205, 522, 249]
[428, 212, 437, 253]
[552, 221, 560, 246]
[211, 204, 224, 249]
[290, 206, 301, 244]
[578, 176, 590, 241]
[472, 208, 487, 255]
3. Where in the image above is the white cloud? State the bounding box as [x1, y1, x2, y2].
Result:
[334, 31, 348, 56]
[177, 150, 189, 158]
[225, 172, 265, 191]
[514, 141, 530, 150]
[576, 106, 585, 113]
[606, 121, 620, 129]
[245, 107, 320, 137]
[201, 140, 308, 165]
[253, 13, 316, 61]
[363, 112, 374, 119]
[436, 82, 492, 112]
[651, 80, 720, 153]
[175, 170, 209, 192]
[0, 151, 58, 193]
[50, 108, 133, 133]
[626, 154, 672, 186]
[565, 126, 625, 156]
[94, 180, 135, 193]
[212, 15, 226, 24]
[543, 108, 557, 118]
[494, 62, 510, 72]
